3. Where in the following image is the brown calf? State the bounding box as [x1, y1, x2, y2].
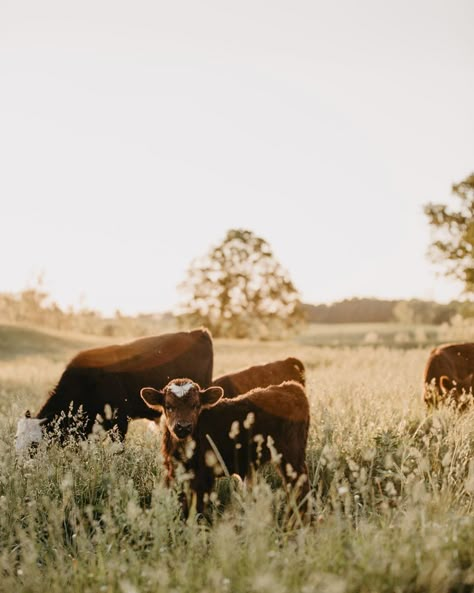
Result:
[141, 378, 310, 516]
[16, 329, 213, 451]
[212, 357, 305, 397]
[423, 342, 474, 409]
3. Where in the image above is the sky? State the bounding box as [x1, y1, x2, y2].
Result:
[1, 0, 473, 316]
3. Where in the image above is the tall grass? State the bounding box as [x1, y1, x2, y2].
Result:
[2, 334, 474, 592]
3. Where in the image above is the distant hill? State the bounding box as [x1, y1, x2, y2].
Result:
[0, 324, 100, 361]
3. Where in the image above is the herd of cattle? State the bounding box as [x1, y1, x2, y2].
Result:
[14, 328, 474, 516]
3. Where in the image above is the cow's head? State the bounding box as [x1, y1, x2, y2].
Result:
[140, 379, 223, 440]
[15, 411, 47, 454]
[440, 374, 474, 407]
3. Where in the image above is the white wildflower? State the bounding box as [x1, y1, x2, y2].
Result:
[243, 412, 255, 429]
[229, 421, 240, 439]
[266, 435, 281, 463]
[205, 450, 218, 468]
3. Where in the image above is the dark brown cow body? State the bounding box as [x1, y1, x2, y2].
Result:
[34, 329, 213, 440]
[141, 378, 310, 516]
[423, 342, 474, 408]
[212, 357, 305, 397]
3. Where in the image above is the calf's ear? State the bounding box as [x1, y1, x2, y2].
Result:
[440, 375, 456, 393]
[141, 387, 165, 409]
[200, 386, 224, 408]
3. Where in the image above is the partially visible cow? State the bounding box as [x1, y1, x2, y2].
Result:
[15, 329, 213, 452]
[423, 342, 474, 409]
[141, 378, 310, 517]
[212, 357, 305, 397]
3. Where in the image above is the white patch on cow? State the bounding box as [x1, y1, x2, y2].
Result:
[169, 382, 194, 398]
[15, 418, 44, 453]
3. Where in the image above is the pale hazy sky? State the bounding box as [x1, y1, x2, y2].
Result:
[1, 1, 473, 315]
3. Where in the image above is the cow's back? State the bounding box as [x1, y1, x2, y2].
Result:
[424, 343, 474, 385]
[37, 328, 213, 426]
[213, 357, 305, 398]
[423, 342, 474, 406]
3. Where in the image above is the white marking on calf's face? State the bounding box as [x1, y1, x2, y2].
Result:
[15, 418, 44, 453]
[168, 382, 194, 398]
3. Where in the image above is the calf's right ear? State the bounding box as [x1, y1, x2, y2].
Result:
[140, 387, 165, 409]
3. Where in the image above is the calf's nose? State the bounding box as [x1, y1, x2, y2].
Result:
[175, 422, 192, 437]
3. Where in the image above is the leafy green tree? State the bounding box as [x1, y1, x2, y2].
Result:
[424, 173, 474, 295]
[178, 229, 303, 338]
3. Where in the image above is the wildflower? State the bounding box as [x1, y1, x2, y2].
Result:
[185, 439, 196, 460]
[362, 448, 376, 461]
[229, 421, 240, 439]
[119, 581, 139, 593]
[385, 481, 397, 497]
[104, 404, 113, 420]
[266, 435, 282, 463]
[286, 463, 297, 480]
[254, 434, 264, 459]
[60, 472, 73, 491]
[348, 459, 359, 472]
[205, 450, 218, 468]
[243, 412, 255, 429]
[465, 459, 474, 493]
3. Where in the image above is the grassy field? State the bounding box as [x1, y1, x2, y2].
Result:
[1, 324, 474, 592]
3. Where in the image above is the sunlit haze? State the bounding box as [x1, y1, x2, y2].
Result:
[1, 1, 473, 315]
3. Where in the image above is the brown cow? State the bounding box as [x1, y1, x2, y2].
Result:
[15, 329, 213, 451]
[141, 378, 310, 516]
[212, 357, 305, 397]
[423, 342, 474, 409]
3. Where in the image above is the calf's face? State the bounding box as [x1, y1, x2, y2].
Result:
[141, 379, 223, 440]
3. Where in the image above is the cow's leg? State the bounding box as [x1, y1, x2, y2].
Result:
[178, 491, 189, 519]
[192, 469, 214, 518]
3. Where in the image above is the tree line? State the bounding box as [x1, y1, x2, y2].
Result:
[1, 286, 469, 337]
[303, 298, 472, 325]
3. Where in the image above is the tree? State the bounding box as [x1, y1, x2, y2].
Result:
[424, 173, 474, 295]
[178, 229, 303, 338]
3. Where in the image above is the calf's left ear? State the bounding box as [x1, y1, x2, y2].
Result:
[200, 386, 224, 408]
[141, 387, 165, 409]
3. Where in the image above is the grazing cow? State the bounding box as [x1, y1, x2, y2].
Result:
[141, 378, 310, 516]
[423, 342, 474, 409]
[212, 357, 305, 397]
[15, 329, 213, 452]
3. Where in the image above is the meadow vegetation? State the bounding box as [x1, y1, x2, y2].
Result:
[2, 325, 474, 592]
